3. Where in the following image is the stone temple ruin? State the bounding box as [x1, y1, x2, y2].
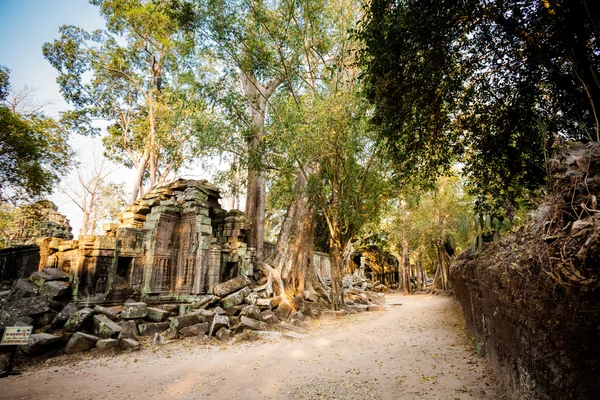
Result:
[1, 179, 252, 304]
[0, 179, 390, 363]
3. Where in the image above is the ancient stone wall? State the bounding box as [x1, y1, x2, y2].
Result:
[27, 179, 252, 305]
[3, 200, 73, 247]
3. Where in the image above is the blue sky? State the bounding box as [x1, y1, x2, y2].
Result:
[0, 0, 105, 117]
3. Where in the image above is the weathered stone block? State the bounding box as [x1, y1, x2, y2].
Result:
[261, 310, 280, 325]
[274, 302, 293, 321]
[121, 302, 148, 319]
[39, 281, 70, 299]
[222, 286, 251, 309]
[169, 312, 202, 330]
[94, 305, 120, 319]
[146, 307, 170, 322]
[8, 279, 38, 300]
[215, 328, 232, 341]
[64, 307, 94, 332]
[118, 320, 138, 335]
[256, 298, 272, 310]
[238, 315, 268, 332]
[244, 292, 260, 305]
[240, 305, 263, 321]
[367, 304, 384, 312]
[93, 314, 123, 339]
[213, 275, 252, 297]
[209, 315, 230, 336]
[119, 338, 140, 351]
[64, 332, 99, 354]
[30, 271, 52, 287]
[21, 333, 62, 355]
[2, 296, 49, 319]
[42, 268, 68, 280]
[138, 322, 170, 336]
[96, 338, 119, 352]
[179, 322, 209, 337]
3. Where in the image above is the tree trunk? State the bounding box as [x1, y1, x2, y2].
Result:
[402, 238, 411, 295]
[329, 237, 344, 310]
[260, 168, 329, 307]
[240, 71, 280, 266]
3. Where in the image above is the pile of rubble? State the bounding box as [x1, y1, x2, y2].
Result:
[343, 273, 389, 294]
[1, 268, 387, 363]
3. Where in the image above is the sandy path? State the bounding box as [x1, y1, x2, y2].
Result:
[1, 294, 499, 400]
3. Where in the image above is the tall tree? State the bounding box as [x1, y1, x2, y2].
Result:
[174, 0, 333, 263]
[43, 0, 214, 202]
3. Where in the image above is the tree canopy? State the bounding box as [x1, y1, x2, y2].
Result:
[357, 0, 600, 213]
[0, 66, 72, 203]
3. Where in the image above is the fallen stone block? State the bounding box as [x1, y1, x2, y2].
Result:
[64, 307, 94, 332]
[195, 295, 220, 309]
[94, 305, 120, 319]
[121, 302, 148, 319]
[240, 305, 263, 321]
[2, 295, 49, 319]
[274, 302, 293, 321]
[367, 304, 384, 312]
[118, 320, 138, 335]
[213, 275, 251, 298]
[209, 315, 230, 336]
[21, 333, 63, 355]
[169, 312, 203, 330]
[96, 338, 119, 352]
[138, 322, 170, 336]
[146, 307, 170, 322]
[119, 338, 140, 351]
[93, 314, 123, 339]
[213, 306, 226, 315]
[8, 279, 38, 300]
[215, 327, 232, 341]
[255, 298, 272, 310]
[30, 271, 52, 287]
[179, 322, 209, 337]
[222, 286, 251, 309]
[39, 281, 70, 299]
[238, 316, 268, 332]
[261, 310, 280, 325]
[41, 268, 68, 281]
[64, 332, 100, 354]
[225, 305, 245, 316]
[244, 292, 259, 305]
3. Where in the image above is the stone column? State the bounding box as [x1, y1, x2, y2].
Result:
[206, 245, 221, 294]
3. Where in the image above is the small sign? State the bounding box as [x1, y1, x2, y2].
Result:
[1, 326, 33, 345]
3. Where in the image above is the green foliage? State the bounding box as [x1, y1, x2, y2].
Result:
[386, 176, 474, 271]
[357, 0, 600, 214]
[0, 67, 72, 203]
[43, 0, 222, 197]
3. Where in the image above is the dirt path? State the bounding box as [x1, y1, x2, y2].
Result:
[1, 294, 499, 400]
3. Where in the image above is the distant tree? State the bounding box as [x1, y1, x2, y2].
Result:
[0, 66, 72, 203]
[61, 155, 126, 236]
[357, 0, 600, 214]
